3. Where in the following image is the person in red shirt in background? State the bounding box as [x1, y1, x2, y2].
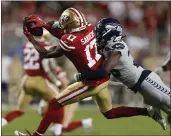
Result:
[2, 29, 93, 136]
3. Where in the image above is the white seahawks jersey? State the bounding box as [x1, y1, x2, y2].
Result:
[102, 39, 144, 88]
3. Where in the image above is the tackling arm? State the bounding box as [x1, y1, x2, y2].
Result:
[103, 51, 121, 72]
[75, 51, 121, 81]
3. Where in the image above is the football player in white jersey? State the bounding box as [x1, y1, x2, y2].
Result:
[75, 18, 170, 128]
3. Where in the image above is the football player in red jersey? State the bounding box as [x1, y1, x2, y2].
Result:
[19, 8, 154, 136]
[37, 58, 93, 135]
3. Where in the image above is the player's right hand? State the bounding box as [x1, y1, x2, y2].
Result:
[26, 14, 46, 28]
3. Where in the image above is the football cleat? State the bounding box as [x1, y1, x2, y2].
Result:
[14, 130, 33, 136]
[147, 106, 167, 130]
[82, 118, 93, 132]
[14, 131, 26, 136]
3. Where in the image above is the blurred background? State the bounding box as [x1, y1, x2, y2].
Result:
[1, 1, 170, 108]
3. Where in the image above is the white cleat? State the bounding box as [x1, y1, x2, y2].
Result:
[82, 118, 93, 132]
[14, 131, 26, 136]
[147, 106, 167, 130]
[2, 118, 8, 127]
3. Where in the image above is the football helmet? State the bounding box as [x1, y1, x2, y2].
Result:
[59, 8, 87, 33]
[95, 18, 123, 49]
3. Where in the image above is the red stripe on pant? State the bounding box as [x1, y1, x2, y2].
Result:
[57, 85, 88, 103]
[58, 86, 92, 104]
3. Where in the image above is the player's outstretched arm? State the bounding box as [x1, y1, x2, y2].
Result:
[23, 27, 64, 58]
[26, 15, 64, 39]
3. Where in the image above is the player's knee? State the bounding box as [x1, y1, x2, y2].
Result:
[48, 98, 62, 111]
[102, 109, 114, 119]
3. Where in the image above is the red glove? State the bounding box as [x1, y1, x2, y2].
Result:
[26, 15, 47, 28]
[23, 27, 33, 41]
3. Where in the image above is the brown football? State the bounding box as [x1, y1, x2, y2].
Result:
[26, 22, 43, 36]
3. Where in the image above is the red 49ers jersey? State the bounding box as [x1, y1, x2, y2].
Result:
[59, 24, 103, 72]
[23, 42, 48, 77]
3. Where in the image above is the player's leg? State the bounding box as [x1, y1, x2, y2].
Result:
[93, 87, 149, 119]
[2, 77, 33, 127]
[139, 72, 170, 114]
[33, 81, 105, 135]
[34, 77, 65, 136]
[61, 103, 93, 132]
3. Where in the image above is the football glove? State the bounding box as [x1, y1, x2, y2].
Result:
[26, 14, 46, 28]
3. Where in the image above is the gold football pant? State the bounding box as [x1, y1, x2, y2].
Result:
[17, 75, 59, 112]
[56, 81, 112, 113]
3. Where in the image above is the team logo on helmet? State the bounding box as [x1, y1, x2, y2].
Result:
[105, 23, 122, 32]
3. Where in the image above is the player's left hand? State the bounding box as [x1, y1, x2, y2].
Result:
[74, 73, 82, 81]
[23, 26, 33, 41]
[26, 15, 47, 28]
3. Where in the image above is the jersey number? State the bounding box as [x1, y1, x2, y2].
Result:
[24, 48, 40, 70]
[84, 39, 101, 68]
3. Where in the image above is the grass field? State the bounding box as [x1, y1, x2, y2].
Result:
[2, 106, 170, 136]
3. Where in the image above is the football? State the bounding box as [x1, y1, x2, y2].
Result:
[24, 20, 43, 36]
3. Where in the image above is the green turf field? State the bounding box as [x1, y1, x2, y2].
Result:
[2, 107, 170, 136]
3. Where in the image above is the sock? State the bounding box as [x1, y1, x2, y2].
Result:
[35, 98, 63, 134]
[62, 121, 82, 132]
[53, 123, 63, 135]
[4, 110, 24, 122]
[103, 106, 148, 119]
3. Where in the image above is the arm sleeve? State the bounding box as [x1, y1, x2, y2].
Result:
[45, 21, 64, 39]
